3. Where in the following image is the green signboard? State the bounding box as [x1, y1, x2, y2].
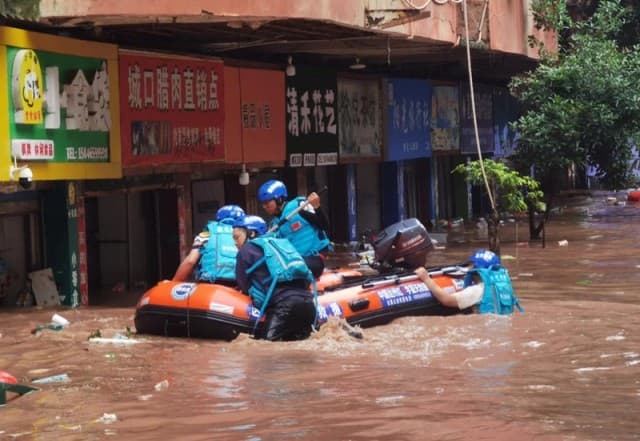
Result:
[7, 46, 110, 163]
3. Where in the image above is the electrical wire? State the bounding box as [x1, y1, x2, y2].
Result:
[461, 0, 497, 213]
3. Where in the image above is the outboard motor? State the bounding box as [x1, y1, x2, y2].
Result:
[372, 218, 434, 271]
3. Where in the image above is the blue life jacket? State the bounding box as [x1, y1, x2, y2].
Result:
[463, 265, 523, 314]
[195, 221, 238, 283]
[246, 236, 318, 330]
[274, 197, 332, 257]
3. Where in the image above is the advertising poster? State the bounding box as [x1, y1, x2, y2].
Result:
[431, 85, 460, 152]
[493, 87, 521, 158]
[119, 50, 224, 166]
[460, 83, 494, 154]
[338, 76, 382, 163]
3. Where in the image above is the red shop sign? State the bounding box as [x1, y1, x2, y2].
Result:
[119, 51, 225, 166]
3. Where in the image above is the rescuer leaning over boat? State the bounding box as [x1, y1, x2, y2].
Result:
[415, 250, 523, 315]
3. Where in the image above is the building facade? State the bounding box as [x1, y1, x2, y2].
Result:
[0, 0, 556, 306]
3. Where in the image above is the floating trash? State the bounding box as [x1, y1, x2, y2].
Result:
[154, 380, 169, 391]
[32, 374, 70, 384]
[51, 314, 70, 327]
[96, 413, 118, 424]
[88, 337, 142, 345]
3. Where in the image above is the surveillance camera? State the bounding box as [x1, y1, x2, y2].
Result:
[18, 166, 33, 189]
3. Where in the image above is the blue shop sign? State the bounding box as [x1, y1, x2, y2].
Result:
[385, 78, 432, 160]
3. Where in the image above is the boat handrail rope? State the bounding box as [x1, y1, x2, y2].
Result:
[361, 266, 468, 289]
[322, 263, 468, 292]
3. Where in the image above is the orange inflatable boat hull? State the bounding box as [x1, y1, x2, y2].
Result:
[134, 267, 465, 340]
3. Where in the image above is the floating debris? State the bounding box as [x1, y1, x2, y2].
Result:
[96, 413, 118, 424]
[32, 374, 70, 384]
[154, 380, 169, 391]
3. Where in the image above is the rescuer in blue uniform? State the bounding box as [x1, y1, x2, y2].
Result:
[172, 205, 244, 284]
[257, 180, 331, 279]
[414, 250, 522, 314]
[232, 214, 316, 341]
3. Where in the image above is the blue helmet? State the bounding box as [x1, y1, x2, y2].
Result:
[233, 215, 268, 237]
[469, 250, 501, 269]
[216, 205, 245, 223]
[258, 180, 287, 203]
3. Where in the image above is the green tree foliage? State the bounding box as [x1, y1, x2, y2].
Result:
[511, 0, 640, 189]
[453, 159, 544, 253]
[0, 0, 39, 20]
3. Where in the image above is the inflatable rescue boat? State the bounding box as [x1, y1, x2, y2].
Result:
[134, 218, 466, 340]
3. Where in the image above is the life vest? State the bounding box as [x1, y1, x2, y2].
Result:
[245, 236, 318, 330]
[274, 197, 332, 257]
[463, 265, 523, 315]
[195, 221, 238, 283]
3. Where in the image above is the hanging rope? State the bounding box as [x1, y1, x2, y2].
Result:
[461, 0, 497, 214]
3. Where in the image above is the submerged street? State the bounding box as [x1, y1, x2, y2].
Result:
[1, 192, 640, 440]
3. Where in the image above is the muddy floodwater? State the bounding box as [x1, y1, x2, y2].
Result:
[1, 193, 639, 440]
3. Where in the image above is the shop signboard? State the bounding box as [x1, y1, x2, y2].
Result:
[239, 68, 285, 163]
[0, 26, 121, 180]
[493, 87, 521, 158]
[431, 85, 460, 152]
[460, 83, 494, 154]
[119, 50, 224, 167]
[385, 78, 432, 160]
[338, 76, 382, 163]
[285, 66, 338, 167]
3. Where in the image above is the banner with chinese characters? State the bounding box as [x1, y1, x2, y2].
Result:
[239, 68, 285, 163]
[66, 182, 80, 307]
[385, 78, 432, 161]
[1, 26, 121, 181]
[285, 66, 338, 167]
[431, 85, 460, 152]
[338, 76, 383, 163]
[460, 83, 494, 154]
[119, 50, 224, 167]
[493, 87, 520, 158]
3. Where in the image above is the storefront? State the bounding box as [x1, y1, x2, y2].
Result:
[0, 26, 121, 307]
[382, 77, 433, 229]
[460, 82, 495, 218]
[337, 74, 384, 240]
[431, 83, 466, 221]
